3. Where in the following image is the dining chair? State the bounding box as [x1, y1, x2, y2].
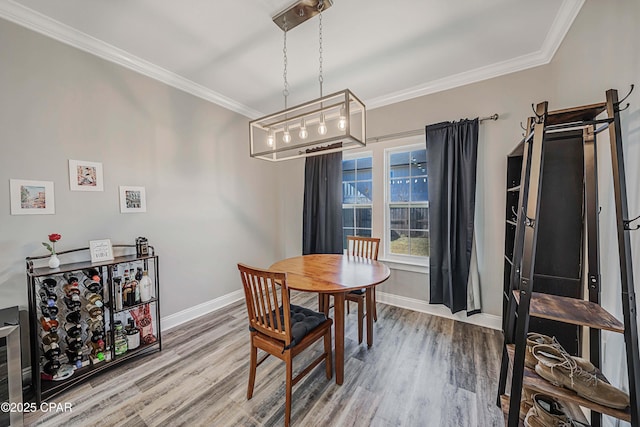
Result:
[345, 236, 381, 343]
[237, 263, 333, 427]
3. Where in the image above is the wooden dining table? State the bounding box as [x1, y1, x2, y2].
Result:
[270, 254, 391, 385]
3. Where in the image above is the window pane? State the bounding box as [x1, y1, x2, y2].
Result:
[343, 229, 354, 250]
[410, 230, 430, 256]
[389, 229, 409, 255]
[390, 152, 410, 178]
[389, 207, 409, 229]
[343, 208, 354, 227]
[357, 228, 372, 238]
[355, 207, 372, 229]
[343, 182, 358, 204]
[342, 159, 356, 177]
[390, 178, 410, 202]
[410, 150, 427, 176]
[356, 181, 372, 203]
[411, 177, 428, 202]
[410, 207, 429, 230]
[356, 157, 372, 180]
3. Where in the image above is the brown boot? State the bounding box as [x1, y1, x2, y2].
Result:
[533, 344, 630, 409]
[525, 333, 609, 383]
[523, 393, 588, 427]
[520, 387, 534, 420]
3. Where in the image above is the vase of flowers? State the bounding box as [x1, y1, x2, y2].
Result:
[43, 233, 62, 269]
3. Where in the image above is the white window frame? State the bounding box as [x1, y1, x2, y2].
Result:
[342, 151, 373, 249]
[384, 143, 429, 266]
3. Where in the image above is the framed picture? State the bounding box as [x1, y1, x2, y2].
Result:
[89, 239, 114, 263]
[119, 186, 147, 213]
[69, 159, 104, 192]
[9, 179, 55, 215]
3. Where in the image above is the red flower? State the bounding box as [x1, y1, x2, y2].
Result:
[48, 234, 62, 243]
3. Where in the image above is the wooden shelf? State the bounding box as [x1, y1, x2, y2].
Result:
[506, 345, 629, 422]
[546, 103, 607, 125]
[512, 291, 624, 333]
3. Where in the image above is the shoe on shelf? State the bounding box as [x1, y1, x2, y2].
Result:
[525, 332, 609, 383]
[520, 387, 534, 421]
[532, 344, 630, 410]
[523, 393, 588, 427]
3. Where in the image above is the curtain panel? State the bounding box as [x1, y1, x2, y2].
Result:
[426, 118, 480, 314]
[302, 152, 344, 255]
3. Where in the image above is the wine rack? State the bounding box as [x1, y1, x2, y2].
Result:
[26, 245, 161, 403]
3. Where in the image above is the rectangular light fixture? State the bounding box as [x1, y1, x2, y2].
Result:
[249, 89, 366, 162]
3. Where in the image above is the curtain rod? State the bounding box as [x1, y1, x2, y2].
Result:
[366, 113, 499, 144]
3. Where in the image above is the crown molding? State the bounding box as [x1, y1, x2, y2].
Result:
[0, 0, 262, 118]
[367, 0, 585, 110]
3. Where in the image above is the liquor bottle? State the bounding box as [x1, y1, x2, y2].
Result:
[40, 304, 59, 319]
[42, 342, 61, 359]
[139, 270, 153, 302]
[42, 278, 57, 289]
[135, 267, 143, 281]
[113, 321, 128, 356]
[64, 322, 82, 339]
[41, 330, 59, 345]
[65, 349, 83, 368]
[65, 336, 83, 352]
[40, 316, 59, 332]
[43, 359, 61, 376]
[63, 295, 82, 311]
[63, 272, 79, 286]
[84, 290, 103, 308]
[86, 303, 103, 319]
[39, 287, 58, 307]
[125, 319, 140, 350]
[65, 310, 82, 324]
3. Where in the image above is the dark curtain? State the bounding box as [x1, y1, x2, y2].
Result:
[302, 152, 343, 254]
[426, 119, 479, 314]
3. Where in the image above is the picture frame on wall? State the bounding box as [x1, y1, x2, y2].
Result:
[9, 179, 55, 215]
[119, 186, 147, 213]
[89, 239, 114, 263]
[69, 159, 104, 192]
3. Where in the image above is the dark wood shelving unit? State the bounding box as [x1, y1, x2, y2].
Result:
[497, 88, 639, 427]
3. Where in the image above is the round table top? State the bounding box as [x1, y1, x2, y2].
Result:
[270, 254, 390, 293]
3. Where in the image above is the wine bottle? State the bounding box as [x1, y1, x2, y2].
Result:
[63, 272, 79, 285]
[66, 349, 83, 368]
[42, 278, 57, 289]
[64, 322, 82, 339]
[40, 316, 59, 332]
[135, 267, 143, 281]
[63, 282, 80, 297]
[42, 342, 61, 359]
[63, 295, 82, 311]
[65, 310, 82, 324]
[41, 330, 59, 345]
[43, 359, 61, 376]
[40, 304, 58, 319]
[86, 303, 103, 319]
[39, 287, 58, 307]
[84, 290, 103, 308]
[65, 336, 83, 352]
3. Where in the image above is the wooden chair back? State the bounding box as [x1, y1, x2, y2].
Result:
[238, 263, 292, 347]
[347, 236, 380, 261]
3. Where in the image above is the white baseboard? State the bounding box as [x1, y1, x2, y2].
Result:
[161, 289, 244, 331]
[160, 289, 502, 332]
[376, 291, 502, 330]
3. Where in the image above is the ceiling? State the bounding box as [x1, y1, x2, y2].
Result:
[1, 0, 585, 118]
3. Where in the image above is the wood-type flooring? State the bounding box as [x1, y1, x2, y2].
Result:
[25, 292, 504, 426]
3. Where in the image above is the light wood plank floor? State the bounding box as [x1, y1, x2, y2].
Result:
[25, 292, 504, 426]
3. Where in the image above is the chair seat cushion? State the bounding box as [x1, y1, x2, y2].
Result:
[348, 289, 365, 295]
[288, 304, 327, 347]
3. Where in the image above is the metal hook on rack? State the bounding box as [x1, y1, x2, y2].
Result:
[623, 213, 640, 231]
[618, 84, 635, 104]
[531, 104, 544, 124]
[511, 206, 519, 220]
[617, 103, 630, 113]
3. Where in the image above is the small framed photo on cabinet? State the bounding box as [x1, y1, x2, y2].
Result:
[89, 239, 114, 263]
[119, 186, 147, 213]
[9, 179, 55, 215]
[69, 159, 104, 192]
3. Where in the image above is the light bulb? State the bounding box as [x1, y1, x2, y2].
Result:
[318, 114, 327, 135]
[283, 129, 291, 144]
[338, 107, 347, 131]
[267, 131, 274, 147]
[299, 119, 308, 139]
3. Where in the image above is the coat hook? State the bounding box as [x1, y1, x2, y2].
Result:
[520, 121, 527, 131]
[617, 102, 630, 113]
[623, 213, 640, 231]
[618, 84, 635, 104]
[531, 104, 544, 123]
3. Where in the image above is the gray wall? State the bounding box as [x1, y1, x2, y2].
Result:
[0, 19, 281, 317]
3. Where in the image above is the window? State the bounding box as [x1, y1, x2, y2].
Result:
[342, 155, 372, 249]
[386, 145, 429, 259]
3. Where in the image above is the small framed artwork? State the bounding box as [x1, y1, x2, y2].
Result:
[9, 179, 55, 215]
[89, 239, 114, 263]
[119, 186, 147, 213]
[69, 159, 104, 192]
